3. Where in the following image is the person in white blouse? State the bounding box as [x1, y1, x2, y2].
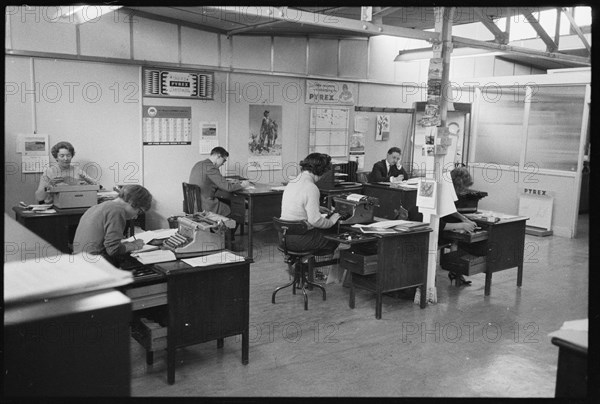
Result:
[35, 141, 99, 204]
[280, 153, 341, 252]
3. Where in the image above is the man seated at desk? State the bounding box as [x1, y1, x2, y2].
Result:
[35, 141, 100, 204]
[368, 147, 409, 183]
[189, 146, 250, 217]
[73, 185, 151, 265]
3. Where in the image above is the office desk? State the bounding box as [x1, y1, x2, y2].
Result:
[361, 183, 420, 221]
[4, 290, 131, 396]
[334, 227, 431, 319]
[13, 206, 88, 253]
[121, 252, 250, 384]
[440, 213, 528, 296]
[319, 183, 363, 209]
[12, 206, 143, 253]
[231, 184, 283, 259]
[549, 328, 588, 398]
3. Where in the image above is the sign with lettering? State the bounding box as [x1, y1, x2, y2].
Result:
[305, 80, 356, 105]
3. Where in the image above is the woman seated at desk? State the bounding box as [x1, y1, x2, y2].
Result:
[73, 185, 151, 265]
[280, 153, 341, 251]
[440, 166, 478, 286]
[35, 141, 99, 204]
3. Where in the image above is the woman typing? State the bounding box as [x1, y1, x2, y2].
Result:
[35, 141, 99, 204]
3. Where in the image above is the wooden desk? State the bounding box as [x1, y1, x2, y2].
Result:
[549, 329, 588, 398]
[335, 227, 431, 319]
[13, 206, 88, 253]
[121, 253, 250, 385]
[440, 213, 528, 296]
[318, 183, 363, 209]
[361, 183, 420, 221]
[4, 290, 131, 396]
[12, 206, 143, 254]
[231, 184, 283, 259]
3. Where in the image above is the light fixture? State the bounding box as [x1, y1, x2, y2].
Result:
[394, 46, 504, 62]
[49, 5, 123, 24]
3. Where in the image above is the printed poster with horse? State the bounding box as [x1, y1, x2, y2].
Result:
[248, 105, 282, 171]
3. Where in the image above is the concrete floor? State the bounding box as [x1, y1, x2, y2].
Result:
[130, 214, 588, 397]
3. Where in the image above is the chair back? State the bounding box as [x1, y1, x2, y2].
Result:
[272, 217, 310, 255]
[182, 182, 202, 214]
[357, 171, 369, 184]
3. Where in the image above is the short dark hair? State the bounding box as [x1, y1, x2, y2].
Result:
[450, 167, 473, 194]
[51, 141, 75, 158]
[119, 185, 153, 211]
[387, 147, 401, 155]
[300, 153, 331, 176]
[211, 146, 229, 158]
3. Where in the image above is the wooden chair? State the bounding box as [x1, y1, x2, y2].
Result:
[182, 182, 202, 214]
[271, 217, 336, 310]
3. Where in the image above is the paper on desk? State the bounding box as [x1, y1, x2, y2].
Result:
[182, 251, 245, 267]
[352, 220, 413, 229]
[34, 209, 57, 214]
[121, 228, 176, 243]
[130, 244, 161, 255]
[271, 185, 286, 191]
[346, 193, 365, 202]
[134, 249, 176, 265]
[4, 254, 133, 304]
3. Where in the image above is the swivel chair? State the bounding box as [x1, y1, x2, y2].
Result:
[271, 217, 336, 310]
[182, 182, 202, 214]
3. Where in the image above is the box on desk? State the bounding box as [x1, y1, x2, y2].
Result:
[50, 184, 99, 209]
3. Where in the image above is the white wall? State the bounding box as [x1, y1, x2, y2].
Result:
[6, 6, 578, 234]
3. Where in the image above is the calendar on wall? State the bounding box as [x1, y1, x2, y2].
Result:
[308, 106, 349, 159]
[142, 106, 191, 145]
[17, 134, 50, 173]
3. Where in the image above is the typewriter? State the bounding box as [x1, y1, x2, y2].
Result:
[162, 211, 236, 254]
[455, 190, 488, 213]
[331, 193, 380, 225]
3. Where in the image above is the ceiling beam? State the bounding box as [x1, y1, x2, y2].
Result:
[203, 6, 440, 41]
[373, 7, 398, 18]
[472, 8, 509, 44]
[561, 7, 591, 53]
[554, 8, 561, 49]
[521, 8, 558, 52]
[227, 20, 285, 36]
[452, 35, 590, 65]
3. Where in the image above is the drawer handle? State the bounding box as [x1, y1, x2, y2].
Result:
[185, 323, 191, 327]
[344, 259, 359, 264]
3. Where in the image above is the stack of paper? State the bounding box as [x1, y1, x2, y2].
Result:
[4, 254, 133, 305]
[133, 249, 176, 265]
[352, 220, 429, 234]
[182, 251, 245, 267]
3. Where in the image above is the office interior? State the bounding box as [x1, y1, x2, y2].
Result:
[4, 6, 592, 398]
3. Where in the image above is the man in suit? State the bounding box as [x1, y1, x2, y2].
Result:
[189, 147, 250, 216]
[368, 147, 409, 183]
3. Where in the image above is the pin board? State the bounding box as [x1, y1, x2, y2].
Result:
[518, 194, 553, 230]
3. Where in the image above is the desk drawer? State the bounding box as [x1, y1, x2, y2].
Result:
[131, 315, 167, 352]
[442, 229, 488, 243]
[125, 283, 167, 311]
[440, 250, 486, 276]
[340, 249, 378, 275]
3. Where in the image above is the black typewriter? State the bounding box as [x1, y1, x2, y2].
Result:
[455, 190, 488, 213]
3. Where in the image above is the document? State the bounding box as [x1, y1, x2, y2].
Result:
[4, 254, 133, 305]
[182, 251, 245, 267]
[122, 228, 177, 244]
[134, 249, 177, 265]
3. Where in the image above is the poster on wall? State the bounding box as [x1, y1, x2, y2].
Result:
[305, 80, 356, 105]
[142, 106, 191, 145]
[248, 105, 282, 171]
[199, 122, 218, 154]
[375, 115, 390, 141]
